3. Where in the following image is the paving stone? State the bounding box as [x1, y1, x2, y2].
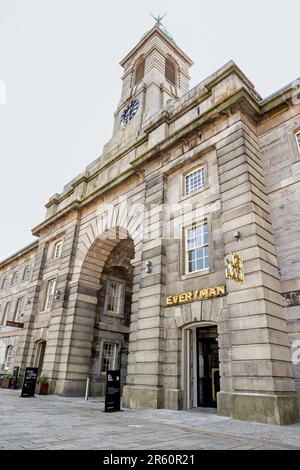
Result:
[0, 390, 300, 450]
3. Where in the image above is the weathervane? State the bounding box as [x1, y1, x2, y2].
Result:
[150, 12, 167, 27]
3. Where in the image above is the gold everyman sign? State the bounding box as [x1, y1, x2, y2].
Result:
[225, 253, 245, 284]
[166, 285, 226, 307]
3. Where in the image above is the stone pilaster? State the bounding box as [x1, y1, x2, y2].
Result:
[123, 173, 167, 409]
[216, 117, 299, 424]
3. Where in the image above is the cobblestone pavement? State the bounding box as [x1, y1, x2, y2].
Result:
[0, 389, 300, 450]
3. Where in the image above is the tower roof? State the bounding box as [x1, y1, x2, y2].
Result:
[120, 23, 193, 68]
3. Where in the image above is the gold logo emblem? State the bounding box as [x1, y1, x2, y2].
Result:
[225, 253, 245, 284]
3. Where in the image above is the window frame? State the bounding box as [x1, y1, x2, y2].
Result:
[1, 301, 12, 326]
[185, 222, 209, 275]
[43, 278, 57, 312]
[296, 131, 300, 153]
[23, 265, 31, 281]
[4, 345, 13, 371]
[104, 277, 125, 317]
[184, 166, 206, 196]
[133, 57, 145, 86]
[11, 271, 18, 286]
[53, 240, 63, 260]
[165, 56, 177, 86]
[1, 277, 8, 290]
[14, 297, 24, 322]
[100, 342, 117, 374]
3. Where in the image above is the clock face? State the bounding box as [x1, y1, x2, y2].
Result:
[120, 99, 140, 126]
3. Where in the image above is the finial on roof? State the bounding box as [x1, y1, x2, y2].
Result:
[145, 12, 174, 42]
[150, 12, 167, 27]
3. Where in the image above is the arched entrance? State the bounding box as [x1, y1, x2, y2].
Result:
[182, 323, 220, 410]
[54, 226, 139, 397]
[89, 237, 134, 396]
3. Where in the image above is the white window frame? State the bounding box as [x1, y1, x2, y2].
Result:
[100, 342, 117, 374]
[296, 131, 300, 153]
[2, 301, 12, 325]
[104, 277, 125, 317]
[4, 346, 13, 371]
[185, 222, 209, 274]
[43, 279, 56, 311]
[53, 240, 63, 260]
[14, 297, 24, 322]
[23, 265, 31, 281]
[185, 166, 205, 196]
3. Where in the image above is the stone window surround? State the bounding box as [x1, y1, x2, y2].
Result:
[52, 239, 64, 260]
[0, 276, 8, 290]
[179, 214, 215, 280]
[14, 296, 25, 322]
[132, 55, 145, 87]
[1, 300, 12, 326]
[4, 345, 13, 371]
[165, 55, 178, 87]
[103, 276, 126, 318]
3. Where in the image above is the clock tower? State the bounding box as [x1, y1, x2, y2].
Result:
[110, 17, 193, 145]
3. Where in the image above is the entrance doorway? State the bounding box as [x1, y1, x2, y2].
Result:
[183, 324, 220, 409]
[197, 326, 220, 408]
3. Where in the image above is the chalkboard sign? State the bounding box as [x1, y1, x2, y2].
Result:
[104, 370, 121, 412]
[21, 367, 38, 397]
[11, 366, 19, 390]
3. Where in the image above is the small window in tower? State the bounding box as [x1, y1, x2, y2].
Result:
[165, 58, 176, 86]
[134, 58, 145, 86]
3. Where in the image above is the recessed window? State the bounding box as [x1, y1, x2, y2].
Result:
[185, 167, 205, 195]
[53, 241, 63, 260]
[1, 277, 8, 290]
[4, 346, 13, 371]
[134, 57, 145, 86]
[186, 223, 209, 274]
[44, 279, 56, 311]
[101, 343, 116, 374]
[165, 57, 176, 86]
[14, 297, 24, 322]
[23, 265, 31, 281]
[106, 279, 123, 316]
[1, 301, 12, 325]
[11, 272, 18, 286]
[296, 131, 300, 152]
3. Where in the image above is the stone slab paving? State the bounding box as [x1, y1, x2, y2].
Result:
[0, 389, 300, 450]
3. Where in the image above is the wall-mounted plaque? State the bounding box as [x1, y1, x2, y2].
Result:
[21, 367, 38, 397]
[104, 370, 121, 412]
[6, 321, 24, 329]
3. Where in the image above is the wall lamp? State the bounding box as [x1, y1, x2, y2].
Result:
[55, 290, 62, 300]
[233, 230, 242, 242]
[144, 261, 153, 274]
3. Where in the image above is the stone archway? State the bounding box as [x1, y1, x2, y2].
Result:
[54, 226, 140, 396]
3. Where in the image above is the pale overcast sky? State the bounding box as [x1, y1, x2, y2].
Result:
[0, 0, 299, 260]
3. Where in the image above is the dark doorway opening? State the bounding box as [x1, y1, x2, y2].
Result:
[197, 326, 220, 408]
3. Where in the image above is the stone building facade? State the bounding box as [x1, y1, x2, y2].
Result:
[1, 22, 300, 424]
